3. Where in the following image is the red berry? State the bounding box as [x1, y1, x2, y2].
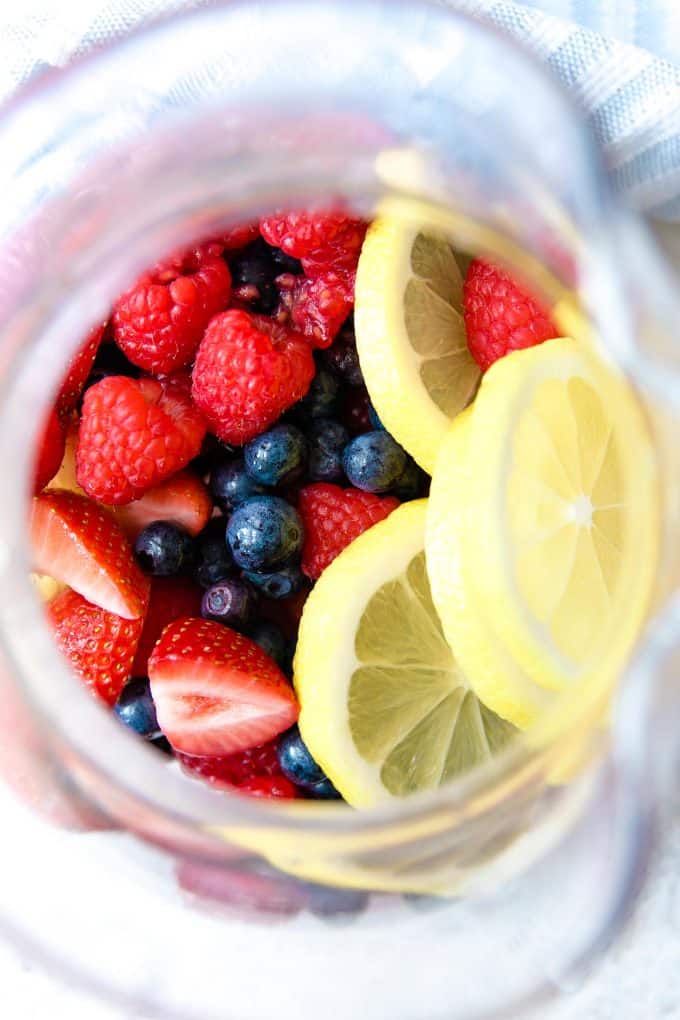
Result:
[191, 310, 314, 445]
[279, 270, 354, 349]
[113, 246, 231, 374]
[77, 373, 206, 505]
[177, 739, 280, 786]
[298, 482, 400, 580]
[31, 490, 150, 619]
[131, 576, 203, 676]
[149, 618, 299, 756]
[463, 258, 558, 372]
[260, 210, 366, 277]
[48, 588, 144, 706]
[34, 407, 66, 494]
[56, 323, 106, 417]
[238, 775, 300, 799]
[220, 223, 260, 250]
[114, 470, 212, 540]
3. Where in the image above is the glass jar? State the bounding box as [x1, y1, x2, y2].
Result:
[0, 2, 678, 1018]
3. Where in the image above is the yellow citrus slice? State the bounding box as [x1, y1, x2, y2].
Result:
[354, 218, 480, 473]
[293, 500, 515, 808]
[427, 338, 658, 726]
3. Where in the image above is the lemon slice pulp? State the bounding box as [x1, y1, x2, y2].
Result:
[427, 338, 658, 726]
[355, 218, 480, 473]
[294, 500, 515, 807]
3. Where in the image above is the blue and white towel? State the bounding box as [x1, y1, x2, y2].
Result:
[1, 0, 679, 218]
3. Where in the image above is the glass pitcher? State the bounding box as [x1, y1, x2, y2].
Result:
[0, 2, 678, 1018]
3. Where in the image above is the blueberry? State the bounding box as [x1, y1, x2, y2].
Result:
[307, 419, 349, 483]
[210, 458, 267, 513]
[306, 778, 343, 800]
[367, 403, 385, 431]
[304, 882, 369, 919]
[270, 246, 303, 276]
[134, 521, 195, 576]
[290, 363, 340, 421]
[114, 677, 160, 738]
[150, 734, 174, 756]
[247, 621, 288, 670]
[226, 495, 303, 571]
[192, 518, 235, 588]
[341, 386, 372, 436]
[82, 343, 139, 399]
[243, 563, 304, 600]
[277, 725, 326, 789]
[201, 578, 257, 631]
[321, 318, 364, 387]
[230, 238, 280, 315]
[191, 434, 235, 479]
[392, 457, 426, 500]
[342, 431, 407, 493]
[244, 425, 308, 488]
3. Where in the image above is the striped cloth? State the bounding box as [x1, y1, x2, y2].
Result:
[1, 0, 679, 217]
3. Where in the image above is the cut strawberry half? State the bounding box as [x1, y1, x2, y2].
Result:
[132, 576, 203, 676]
[48, 587, 144, 706]
[30, 490, 150, 619]
[149, 618, 299, 756]
[33, 406, 66, 494]
[114, 469, 212, 540]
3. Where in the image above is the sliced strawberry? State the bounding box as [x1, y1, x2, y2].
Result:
[114, 470, 212, 540]
[48, 588, 144, 705]
[34, 407, 66, 494]
[132, 576, 203, 675]
[56, 322, 105, 417]
[238, 776, 301, 799]
[30, 490, 150, 619]
[149, 618, 299, 756]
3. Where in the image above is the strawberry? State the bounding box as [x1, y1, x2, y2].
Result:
[113, 245, 231, 374]
[48, 588, 144, 706]
[34, 407, 66, 494]
[297, 482, 399, 579]
[238, 776, 300, 799]
[56, 323, 105, 417]
[131, 576, 203, 675]
[77, 373, 206, 505]
[279, 270, 355, 349]
[177, 739, 280, 786]
[114, 470, 212, 540]
[463, 258, 558, 372]
[191, 310, 314, 445]
[30, 490, 150, 619]
[149, 618, 299, 756]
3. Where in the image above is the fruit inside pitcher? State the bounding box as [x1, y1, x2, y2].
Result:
[28, 197, 659, 810]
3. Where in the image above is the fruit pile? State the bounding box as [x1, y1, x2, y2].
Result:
[30, 210, 424, 801]
[31, 205, 658, 809]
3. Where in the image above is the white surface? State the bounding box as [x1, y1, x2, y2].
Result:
[0, 801, 678, 1020]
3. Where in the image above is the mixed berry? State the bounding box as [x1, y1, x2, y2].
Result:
[31, 209, 554, 803]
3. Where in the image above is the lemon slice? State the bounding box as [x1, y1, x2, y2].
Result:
[427, 338, 658, 726]
[355, 217, 480, 473]
[294, 500, 515, 808]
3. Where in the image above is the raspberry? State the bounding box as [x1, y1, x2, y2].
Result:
[297, 482, 400, 579]
[463, 258, 557, 372]
[279, 270, 355, 349]
[34, 406, 66, 494]
[113, 244, 231, 374]
[177, 739, 280, 786]
[260, 211, 366, 278]
[220, 223, 260, 250]
[191, 310, 314, 445]
[56, 322, 105, 417]
[77, 373, 206, 504]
